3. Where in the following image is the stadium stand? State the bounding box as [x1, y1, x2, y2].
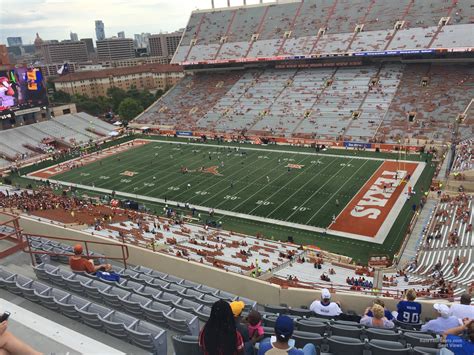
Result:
[451, 138, 473, 173]
[0, 227, 463, 354]
[1, 0, 474, 353]
[0, 113, 116, 168]
[172, 0, 474, 64]
[407, 194, 473, 296]
[134, 72, 244, 129]
[133, 64, 473, 143]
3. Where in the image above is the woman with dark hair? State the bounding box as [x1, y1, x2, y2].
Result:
[199, 300, 245, 355]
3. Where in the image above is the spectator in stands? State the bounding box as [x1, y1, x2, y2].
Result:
[199, 299, 244, 355]
[366, 298, 394, 320]
[450, 293, 474, 321]
[360, 304, 395, 329]
[421, 304, 462, 334]
[69, 244, 111, 274]
[230, 300, 251, 352]
[443, 318, 474, 355]
[0, 318, 41, 355]
[247, 310, 264, 345]
[258, 315, 316, 355]
[394, 289, 422, 324]
[309, 288, 342, 318]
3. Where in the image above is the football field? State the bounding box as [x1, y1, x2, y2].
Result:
[22, 137, 436, 261]
[31, 139, 384, 229]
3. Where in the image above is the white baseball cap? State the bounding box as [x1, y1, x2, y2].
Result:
[321, 288, 331, 299]
[433, 303, 450, 317]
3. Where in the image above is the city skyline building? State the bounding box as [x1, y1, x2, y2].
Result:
[95, 20, 105, 41]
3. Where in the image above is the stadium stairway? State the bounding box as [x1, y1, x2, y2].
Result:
[398, 198, 438, 267]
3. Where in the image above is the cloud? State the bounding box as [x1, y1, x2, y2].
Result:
[0, 0, 271, 43]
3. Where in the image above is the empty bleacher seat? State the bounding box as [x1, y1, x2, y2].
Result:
[403, 332, 439, 348]
[292, 330, 324, 349]
[366, 328, 400, 342]
[172, 335, 202, 355]
[327, 335, 365, 355]
[369, 339, 410, 355]
[330, 324, 363, 339]
[296, 319, 327, 335]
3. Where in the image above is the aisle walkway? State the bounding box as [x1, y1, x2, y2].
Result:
[398, 198, 438, 267]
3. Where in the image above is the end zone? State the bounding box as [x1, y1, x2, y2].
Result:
[329, 160, 426, 243]
[28, 139, 149, 179]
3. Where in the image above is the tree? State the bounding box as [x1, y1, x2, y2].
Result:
[51, 90, 71, 104]
[107, 87, 127, 111]
[118, 98, 143, 121]
[154, 89, 164, 99]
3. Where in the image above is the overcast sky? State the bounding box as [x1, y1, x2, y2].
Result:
[0, 0, 269, 44]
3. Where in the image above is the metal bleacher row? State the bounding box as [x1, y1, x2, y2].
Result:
[134, 63, 474, 143]
[173, 0, 473, 64]
[451, 137, 474, 173]
[0, 113, 116, 166]
[0, 235, 451, 354]
[408, 195, 473, 290]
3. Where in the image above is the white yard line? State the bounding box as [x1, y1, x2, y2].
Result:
[285, 158, 355, 221]
[263, 157, 341, 218]
[306, 160, 369, 224]
[25, 175, 387, 244]
[144, 139, 418, 163]
[328, 160, 384, 229]
[213, 153, 305, 210]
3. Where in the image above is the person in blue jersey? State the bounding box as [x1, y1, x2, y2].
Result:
[395, 289, 422, 324]
[443, 318, 474, 355]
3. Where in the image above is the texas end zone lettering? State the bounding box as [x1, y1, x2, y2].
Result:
[350, 170, 406, 220]
[329, 161, 419, 239]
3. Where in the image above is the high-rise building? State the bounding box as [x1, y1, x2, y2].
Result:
[96, 37, 135, 61]
[95, 20, 105, 41]
[41, 40, 89, 64]
[117, 31, 125, 39]
[148, 30, 183, 60]
[7, 37, 22, 47]
[134, 33, 151, 49]
[80, 38, 95, 55]
[70, 32, 79, 41]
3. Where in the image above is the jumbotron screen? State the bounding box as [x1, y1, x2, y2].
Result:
[0, 67, 48, 112]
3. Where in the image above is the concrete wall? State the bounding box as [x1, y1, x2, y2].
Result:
[3, 212, 442, 319]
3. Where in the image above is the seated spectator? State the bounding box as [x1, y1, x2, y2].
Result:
[0, 318, 41, 355]
[421, 304, 462, 334]
[443, 318, 474, 355]
[450, 293, 474, 321]
[258, 315, 316, 355]
[247, 310, 264, 345]
[366, 298, 394, 320]
[360, 304, 395, 329]
[199, 299, 244, 355]
[394, 289, 422, 324]
[309, 288, 342, 317]
[69, 244, 111, 274]
[230, 301, 251, 353]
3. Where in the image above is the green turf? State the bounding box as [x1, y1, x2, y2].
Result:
[15, 136, 435, 263]
[50, 140, 382, 229]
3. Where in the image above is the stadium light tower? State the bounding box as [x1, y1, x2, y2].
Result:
[211, 0, 214, 8]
